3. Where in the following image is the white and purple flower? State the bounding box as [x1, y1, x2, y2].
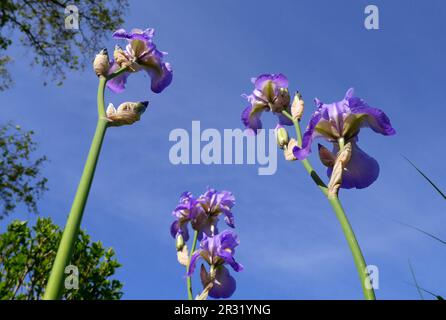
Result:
[107, 28, 173, 94]
[188, 230, 243, 299]
[293, 88, 396, 189]
[241, 73, 293, 133]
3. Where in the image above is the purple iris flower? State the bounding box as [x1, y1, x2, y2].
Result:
[107, 28, 173, 94]
[170, 189, 236, 241]
[170, 192, 203, 242]
[188, 230, 243, 298]
[293, 88, 396, 189]
[193, 188, 235, 238]
[241, 73, 293, 133]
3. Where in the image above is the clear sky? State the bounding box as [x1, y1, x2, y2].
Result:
[1, 0, 446, 299]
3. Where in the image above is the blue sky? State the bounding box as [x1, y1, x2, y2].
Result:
[1, 0, 446, 299]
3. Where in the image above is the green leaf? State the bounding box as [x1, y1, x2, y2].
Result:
[395, 220, 446, 245]
[404, 156, 446, 200]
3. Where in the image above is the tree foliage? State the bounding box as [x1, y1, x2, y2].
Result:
[0, 217, 123, 300]
[0, 0, 128, 89]
[0, 123, 47, 219]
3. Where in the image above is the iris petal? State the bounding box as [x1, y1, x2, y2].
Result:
[208, 266, 236, 299]
[327, 142, 380, 189]
[241, 104, 263, 132]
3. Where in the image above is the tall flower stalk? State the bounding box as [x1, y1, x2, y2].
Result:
[44, 28, 172, 300]
[170, 189, 243, 300]
[241, 74, 395, 299]
[281, 109, 375, 300]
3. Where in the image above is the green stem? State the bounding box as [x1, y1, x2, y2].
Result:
[186, 230, 199, 300]
[43, 77, 109, 300]
[281, 111, 327, 195]
[282, 110, 375, 300]
[328, 197, 376, 300]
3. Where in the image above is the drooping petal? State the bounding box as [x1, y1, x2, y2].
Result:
[148, 62, 173, 93]
[349, 104, 396, 136]
[170, 220, 190, 242]
[208, 266, 237, 299]
[241, 104, 263, 132]
[327, 142, 380, 189]
[187, 249, 203, 276]
[106, 62, 130, 93]
[221, 208, 235, 228]
[218, 249, 244, 272]
[292, 109, 324, 160]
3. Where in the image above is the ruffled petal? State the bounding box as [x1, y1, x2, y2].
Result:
[149, 62, 173, 93]
[253, 73, 288, 90]
[113, 28, 155, 42]
[327, 142, 380, 189]
[208, 266, 237, 299]
[241, 104, 263, 132]
[346, 90, 396, 136]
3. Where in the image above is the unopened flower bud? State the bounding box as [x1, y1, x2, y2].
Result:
[105, 101, 149, 127]
[284, 138, 298, 161]
[176, 234, 185, 251]
[291, 92, 305, 121]
[177, 245, 189, 266]
[275, 125, 289, 149]
[93, 48, 110, 77]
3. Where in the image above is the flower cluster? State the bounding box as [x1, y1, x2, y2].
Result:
[92, 27, 173, 127]
[170, 188, 243, 299]
[240, 74, 396, 190]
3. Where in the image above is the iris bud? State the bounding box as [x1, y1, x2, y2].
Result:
[176, 234, 185, 251]
[93, 48, 110, 77]
[105, 101, 148, 127]
[275, 125, 289, 149]
[291, 92, 305, 121]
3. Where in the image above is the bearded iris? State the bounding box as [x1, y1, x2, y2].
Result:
[241, 73, 293, 133]
[170, 188, 235, 241]
[171, 188, 241, 300]
[187, 230, 243, 299]
[293, 88, 396, 189]
[107, 28, 173, 94]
